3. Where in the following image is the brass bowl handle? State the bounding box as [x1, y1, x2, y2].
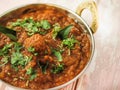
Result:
[76, 0, 98, 33]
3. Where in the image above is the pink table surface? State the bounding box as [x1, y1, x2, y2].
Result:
[0, 0, 120, 90]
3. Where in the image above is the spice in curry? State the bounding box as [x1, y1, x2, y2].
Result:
[0, 5, 91, 89]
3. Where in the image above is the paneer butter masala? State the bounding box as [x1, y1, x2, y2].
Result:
[0, 5, 91, 89]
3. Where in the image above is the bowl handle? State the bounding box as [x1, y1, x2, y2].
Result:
[76, 0, 98, 33]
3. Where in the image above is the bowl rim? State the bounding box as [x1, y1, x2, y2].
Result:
[0, 3, 95, 90]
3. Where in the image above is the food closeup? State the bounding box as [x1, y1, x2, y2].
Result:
[0, 4, 91, 89]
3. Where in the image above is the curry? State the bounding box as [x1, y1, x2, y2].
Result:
[0, 5, 91, 89]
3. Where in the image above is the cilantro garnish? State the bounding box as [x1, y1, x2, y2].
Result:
[0, 56, 9, 67]
[0, 43, 13, 56]
[26, 67, 37, 80]
[11, 18, 51, 36]
[61, 36, 78, 49]
[51, 64, 64, 74]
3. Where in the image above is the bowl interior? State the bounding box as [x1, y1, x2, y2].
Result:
[0, 4, 95, 90]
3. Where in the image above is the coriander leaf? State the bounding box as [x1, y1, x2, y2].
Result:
[11, 52, 23, 65]
[14, 42, 22, 52]
[18, 56, 32, 67]
[51, 48, 63, 62]
[40, 20, 51, 30]
[28, 46, 38, 56]
[23, 18, 40, 36]
[11, 52, 32, 69]
[11, 42, 29, 69]
[11, 18, 51, 36]
[58, 25, 73, 40]
[0, 56, 9, 67]
[26, 67, 37, 80]
[24, 56, 32, 65]
[28, 46, 35, 53]
[30, 74, 37, 80]
[51, 64, 64, 74]
[0, 43, 13, 56]
[52, 23, 61, 39]
[12, 18, 39, 36]
[53, 50, 62, 62]
[26, 67, 34, 75]
[12, 19, 21, 26]
[62, 36, 78, 49]
[2, 43, 13, 51]
[39, 30, 47, 35]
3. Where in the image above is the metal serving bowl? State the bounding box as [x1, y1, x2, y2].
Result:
[0, 1, 98, 90]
